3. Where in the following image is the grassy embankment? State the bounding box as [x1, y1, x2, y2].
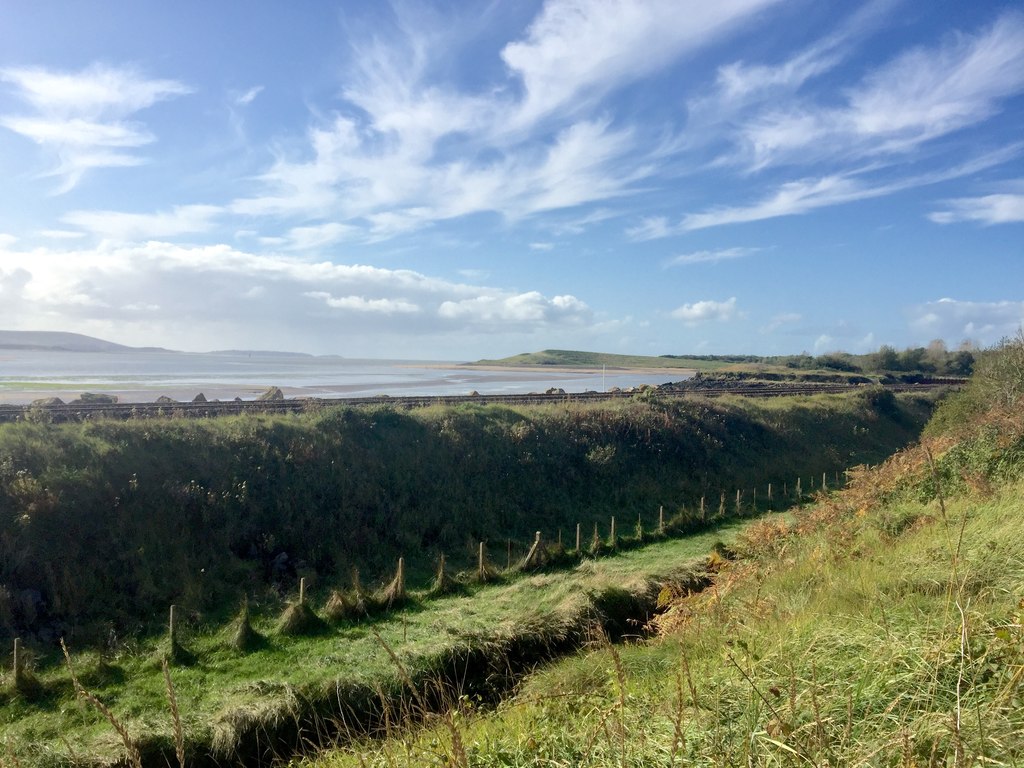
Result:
[303, 338, 1024, 767]
[0, 388, 936, 765]
[0, 390, 931, 643]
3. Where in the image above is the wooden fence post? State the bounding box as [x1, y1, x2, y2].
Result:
[700, 496, 706, 523]
[523, 531, 542, 568]
[12, 637, 20, 679]
[299, 577, 306, 606]
[396, 557, 405, 598]
[609, 516, 616, 548]
[767, 482, 773, 509]
[735, 489, 742, 515]
[169, 605, 177, 644]
[575, 523, 581, 553]
[658, 505, 665, 534]
[478, 541, 485, 580]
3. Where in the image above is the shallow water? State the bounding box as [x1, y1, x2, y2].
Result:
[0, 349, 688, 404]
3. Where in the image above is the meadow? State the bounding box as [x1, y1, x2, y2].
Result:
[0, 385, 943, 765]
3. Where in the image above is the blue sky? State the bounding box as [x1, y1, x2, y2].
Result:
[0, 0, 1021, 360]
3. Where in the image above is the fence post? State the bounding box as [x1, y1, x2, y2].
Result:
[523, 531, 542, 568]
[396, 557, 405, 597]
[299, 577, 306, 606]
[169, 605, 177, 644]
[575, 523, 581, 553]
[735, 489, 741, 515]
[822, 472, 827, 492]
[609, 516, 617, 548]
[658, 505, 665, 534]
[12, 637, 20, 680]
[768, 483, 773, 509]
[700, 496, 706, 523]
[478, 541, 485, 580]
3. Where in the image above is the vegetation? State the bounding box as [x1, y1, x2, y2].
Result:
[471, 349, 730, 370]
[300, 334, 1024, 767]
[0, 521, 750, 766]
[477, 342, 977, 378]
[0, 391, 932, 643]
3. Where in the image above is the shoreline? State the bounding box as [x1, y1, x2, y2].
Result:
[0, 365, 695, 406]
[437, 363, 698, 375]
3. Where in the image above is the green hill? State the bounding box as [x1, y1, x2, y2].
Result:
[473, 349, 730, 370]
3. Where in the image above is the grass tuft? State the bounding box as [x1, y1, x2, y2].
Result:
[277, 601, 327, 637]
[229, 598, 266, 652]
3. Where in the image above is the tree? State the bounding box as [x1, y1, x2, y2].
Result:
[872, 344, 899, 371]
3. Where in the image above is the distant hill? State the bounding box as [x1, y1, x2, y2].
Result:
[206, 349, 315, 358]
[0, 330, 169, 353]
[472, 349, 729, 370]
[0, 331, 324, 357]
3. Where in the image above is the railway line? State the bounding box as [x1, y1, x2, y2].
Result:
[0, 380, 952, 424]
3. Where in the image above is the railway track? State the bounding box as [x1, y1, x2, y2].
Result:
[0, 381, 951, 424]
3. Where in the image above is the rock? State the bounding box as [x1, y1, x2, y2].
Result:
[31, 397, 64, 406]
[193, 393, 207, 403]
[73, 392, 117, 404]
[155, 395, 177, 404]
[258, 386, 284, 401]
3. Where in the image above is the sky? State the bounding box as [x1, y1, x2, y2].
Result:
[0, 0, 1022, 361]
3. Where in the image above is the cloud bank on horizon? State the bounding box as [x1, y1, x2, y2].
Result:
[0, 0, 1021, 359]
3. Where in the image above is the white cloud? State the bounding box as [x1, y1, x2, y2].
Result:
[813, 334, 835, 352]
[625, 216, 671, 242]
[62, 205, 222, 240]
[0, 240, 594, 351]
[439, 291, 591, 328]
[304, 292, 420, 314]
[0, 64, 191, 192]
[529, 242, 554, 251]
[670, 297, 738, 324]
[0, 234, 17, 247]
[549, 207, 619, 235]
[501, 0, 783, 127]
[664, 247, 758, 267]
[284, 222, 359, 250]
[234, 86, 263, 106]
[908, 298, 1024, 345]
[228, 0, 785, 241]
[928, 192, 1024, 225]
[39, 229, 86, 239]
[676, 144, 1022, 231]
[733, 11, 1024, 169]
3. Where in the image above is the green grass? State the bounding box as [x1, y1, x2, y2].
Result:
[301, 480, 1024, 768]
[0, 521, 755, 766]
[0, 391, 931, 642]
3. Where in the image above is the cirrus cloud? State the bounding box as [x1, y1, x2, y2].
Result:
[1, 64, 191, 192]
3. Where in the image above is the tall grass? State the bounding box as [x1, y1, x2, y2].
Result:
[0, 391, 931, 642]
